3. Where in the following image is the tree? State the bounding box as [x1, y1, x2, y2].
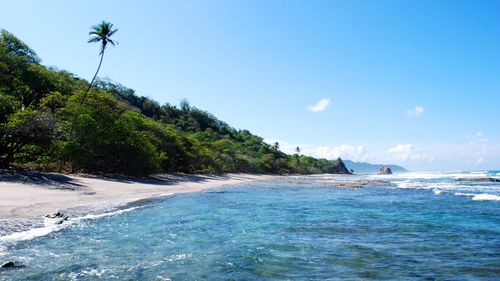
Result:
[80, 21, 117, 105]
[0, 30, 53, 109]
[0, 29, 40, 64]
[62, 93, 161, 175]
[273, 142, 280, 151]
[0, 109, 57, 168]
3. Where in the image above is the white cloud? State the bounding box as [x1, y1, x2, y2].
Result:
[386, 144, 430, 162]
[265, 139, 500, 171]
[264, 139, 367, 161]
[387, 144, 412, 161]
[304, 144, 367, 160]
[387, 144, 412, 154]
[406, 106, 424, 117]
[467, 131, 487, 144]
[308, 98, 330, 112]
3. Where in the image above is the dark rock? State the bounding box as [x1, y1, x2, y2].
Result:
[1, 261, 15, 268]
[332, 180, 393, 188]
[333, 157, 351, 174]
[45, 211, 65, 219]
[55, 216, 69, 224]
[45, 211, 69, 224]
[378, 166, 392, 174]
[1, 261, 24, 270]
[456, 177, 500, 182]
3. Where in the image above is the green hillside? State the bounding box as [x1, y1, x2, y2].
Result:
[0, 29, 349, 176]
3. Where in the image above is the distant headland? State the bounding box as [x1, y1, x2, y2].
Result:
[342, 160, 408, 174]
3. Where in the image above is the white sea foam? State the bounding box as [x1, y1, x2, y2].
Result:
[165, 253, 191, 263]
[472, 194, 500, 201]
[0, 205, 143, 251]
[80, 268, 106, 277]
[62, 268, 108, 281]
[395, 181, 467, 191]
[74, 205, 141, 221]
[454, 192, 500, 201]
[377, 172, 500, 202]
[454, 192, 476, 197]
[0, 223, 65, 244]
[369, 171, 493, 181]
[395, 181, 432, 189]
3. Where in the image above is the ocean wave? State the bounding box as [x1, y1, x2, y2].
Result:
[471, 194, 500, 201]
[395, 181, 468, 190]
[395, 180, 431, 189]
[0, 205, 142, 254]
[74, 205, 141, 221]
[0, 222, 65, 245]
[433, 189, 443, 195]
[454, 192, 500, 201]
[454, 192, 475, 197]
[391, 174, 500, 202]
[396, 180, 499, 190]
[369, 172, 489, 180]
[0, 192, 177, 253]
[486, 170, 500, 176]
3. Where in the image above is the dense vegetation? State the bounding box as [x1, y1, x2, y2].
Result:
[0, 29, 348, 176]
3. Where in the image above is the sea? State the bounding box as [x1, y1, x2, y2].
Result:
[1, 171, 499, 280]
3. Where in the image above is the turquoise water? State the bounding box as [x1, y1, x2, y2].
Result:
[1, 173, 500, 280]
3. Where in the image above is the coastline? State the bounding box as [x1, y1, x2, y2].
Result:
[0, 171, 277, 220]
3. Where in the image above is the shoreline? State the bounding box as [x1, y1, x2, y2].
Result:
[0, 171, 278, 220]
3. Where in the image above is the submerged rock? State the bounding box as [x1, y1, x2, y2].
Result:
[45, 211, 65, 219]
[1, 261, 15, 268]
[327, 180, 393, 188]
[45, 211, 69, 224]
[456, 177, 500, 182]
[1, 261, 24, 270]
[378, 166, 392, 174]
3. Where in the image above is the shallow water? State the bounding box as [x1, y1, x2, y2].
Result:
[1, 172, 500, 280]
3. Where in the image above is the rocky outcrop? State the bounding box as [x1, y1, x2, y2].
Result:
[378, 166, 392, 174]
[333, 157, 351, 174]
[456, 177, 500, 182]
[332, 180, 393, 188]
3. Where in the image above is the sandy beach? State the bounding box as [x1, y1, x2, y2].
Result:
[0, 171, 275, 220]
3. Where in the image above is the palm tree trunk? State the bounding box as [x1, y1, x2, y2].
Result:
[62, 51, 105, 172]
[80, 51, 105, 105]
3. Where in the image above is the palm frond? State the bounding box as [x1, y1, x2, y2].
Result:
[87, 37, 101, 43]
[108, 29, 118, 37]
[87, 21, 118, 55]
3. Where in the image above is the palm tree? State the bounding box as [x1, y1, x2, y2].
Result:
[80, 21, 118, 105]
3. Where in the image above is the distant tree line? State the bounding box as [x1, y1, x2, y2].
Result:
[0, 29, 348, 176]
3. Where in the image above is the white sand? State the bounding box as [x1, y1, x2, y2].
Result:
[0, 173, 275, 219]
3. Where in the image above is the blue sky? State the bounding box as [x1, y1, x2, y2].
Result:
[2, 0, 499, 171]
